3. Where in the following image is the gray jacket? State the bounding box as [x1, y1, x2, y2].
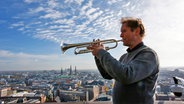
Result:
[95, 43, 159, 104]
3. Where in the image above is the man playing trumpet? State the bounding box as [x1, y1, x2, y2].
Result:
[88, 17, 159, 104]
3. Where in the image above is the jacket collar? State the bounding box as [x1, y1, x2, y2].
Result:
[127, 42, 144, 53]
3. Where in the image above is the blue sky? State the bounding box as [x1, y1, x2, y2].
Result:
[1, 0, 184, 71]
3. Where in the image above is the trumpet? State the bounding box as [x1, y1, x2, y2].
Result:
[61, 39, 122, 55]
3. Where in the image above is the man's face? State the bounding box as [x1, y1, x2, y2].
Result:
[120, 23, 136, 47]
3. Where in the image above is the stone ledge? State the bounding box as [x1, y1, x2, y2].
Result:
[45, 101, 184, 104]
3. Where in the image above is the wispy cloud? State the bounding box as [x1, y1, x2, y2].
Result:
[10, 21, 24, 28]
[142, 0, 184, 67]
[28, 7, 44, 14]
[0, 50, 57, 70]
[7, 0, 184, 68]
[24, 0, 41, 4]
[11, 0, 143, 43]
[0, 50, 95, 71]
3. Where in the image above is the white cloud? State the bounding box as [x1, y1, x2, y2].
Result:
[86, 8, 97, 16]
[8, 0, 184, 69]
[107, 0, 119, 5]
[80, 0, 93, 15]
[0, 50, 95, 71]
[54, 19, 74, 24]
[75, 0, 84, 5]
[47, 0, 58, 8]
[10, 21, 24, 28]
[11, 0, 147, 43]
[0, 50, 57, 59]
[142, 0, 184, 67]
[40, 10, 63, 19]
[28, 7, 44, 14]
[64, 0, 84, 6]
[24, 0, 39, 3]
[0, 50, 61, 71]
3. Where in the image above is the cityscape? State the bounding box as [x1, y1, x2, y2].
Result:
[0, 66, 184, 103]
[1, 0, 184, 104]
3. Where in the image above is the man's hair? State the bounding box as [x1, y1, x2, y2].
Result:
[121, 17, 145, 37]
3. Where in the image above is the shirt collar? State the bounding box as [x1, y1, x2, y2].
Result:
[127, 42, 144, 53]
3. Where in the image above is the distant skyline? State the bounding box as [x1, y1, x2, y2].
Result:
[1, 0, 184, 71]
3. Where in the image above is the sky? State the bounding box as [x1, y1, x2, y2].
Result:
[0, 0, 184, 71]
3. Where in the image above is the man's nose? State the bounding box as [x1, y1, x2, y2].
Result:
[120, 33, 123, 37]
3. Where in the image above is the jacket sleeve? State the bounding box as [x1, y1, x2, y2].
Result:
[95, 57, 113, 80]
[96, 48, 159, 85]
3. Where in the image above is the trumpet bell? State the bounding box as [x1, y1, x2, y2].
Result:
[61, 42, 84, 54]
[61, 43, 68, 53]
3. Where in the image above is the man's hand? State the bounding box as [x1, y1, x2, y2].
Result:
[87, 39, 105, 57]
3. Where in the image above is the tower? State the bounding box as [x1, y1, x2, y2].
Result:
[61, 67, 63, 75]
[74, 66, 77, 75]
[69, 65, 72, 75]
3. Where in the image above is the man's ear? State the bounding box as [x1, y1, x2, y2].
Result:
[135, 27, 140, 36]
